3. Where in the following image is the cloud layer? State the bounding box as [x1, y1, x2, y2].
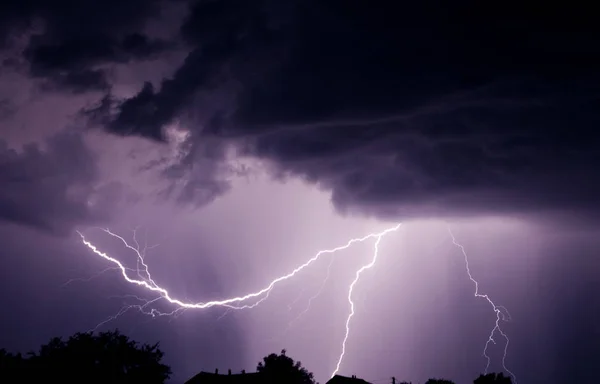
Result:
[0, 133, 117, 234]
[1, 0, 175, 92]
[2, 0, 599, 228]
[103, 1, 600, 220]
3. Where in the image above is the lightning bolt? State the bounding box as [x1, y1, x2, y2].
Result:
[74, 222, 516, 383]
[448, 227, 517, 384]
[287, 255, 336, 329]
[61, 266, 129, 287]
[330, 230, 389, 378]
[75, 223, 403, 372]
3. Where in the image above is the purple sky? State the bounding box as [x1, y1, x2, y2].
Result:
[1, 2, 599, 383]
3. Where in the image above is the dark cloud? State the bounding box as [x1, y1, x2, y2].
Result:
[35, 69, 111, 94]
[92, 1, 600, 220]
[0, 0, 167, 44]
[0, 0, 177, 92]
[158, 139, 232, 206]
[0, 133, 115, 235]
[24, 33, 172, 93]
[85, 0, 288, 141]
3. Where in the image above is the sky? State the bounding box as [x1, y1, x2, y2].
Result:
[0, 1, 599, 383]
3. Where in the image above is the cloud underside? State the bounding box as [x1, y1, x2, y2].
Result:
[1, 0, 173, 93]
[3, 0, 600, 226]
[0, 133, 120, 234]
[99, 1, 600, 221]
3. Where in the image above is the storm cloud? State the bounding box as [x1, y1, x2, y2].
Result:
[5, 0, 598, 222]
[0, 132, 118, 234]
[0, 0, 176, 92]
[76, 0, 599, 223]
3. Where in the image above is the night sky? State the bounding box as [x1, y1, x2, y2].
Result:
[1, 1, 599, 383]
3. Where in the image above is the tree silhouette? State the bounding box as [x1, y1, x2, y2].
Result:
[425, 379, 456, 384]
[257, 349, 316, 384]
[0, 349, 26, 380]
[474, 373, 512, 384]
[3, 330, 171, 383]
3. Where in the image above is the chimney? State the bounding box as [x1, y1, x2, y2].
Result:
[215, 369, 219, 375]
[392, 376, 396, 384]
[228, 369, 231, 375]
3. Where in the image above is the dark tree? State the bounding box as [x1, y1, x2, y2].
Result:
[0, 349, 26, 380]
[14, 330, 171, 383]
[474, 373, 512, 384]
[425, 379, 456, 384]
[257, 349, 316, 384]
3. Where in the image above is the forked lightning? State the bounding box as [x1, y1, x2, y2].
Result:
[76, 223, 515, 381]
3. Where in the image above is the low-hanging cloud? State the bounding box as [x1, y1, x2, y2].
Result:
[0, 132, 119, 235]
[21, 0, 600, 222]
[0, 0, 177, 92]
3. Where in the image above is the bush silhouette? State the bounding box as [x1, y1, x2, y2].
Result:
[1, 330, 170, 383]
[0, 349, 26, 380]
[257, 349, 316, 384]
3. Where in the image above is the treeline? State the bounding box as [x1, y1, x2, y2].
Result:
[0, 330, 512, 384]
[0, 330, 170, 383]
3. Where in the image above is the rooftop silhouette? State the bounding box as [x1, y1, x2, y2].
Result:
[185, 369, 264, 384]
[184, 371, 373, 384]
[327, 374, 372, 384]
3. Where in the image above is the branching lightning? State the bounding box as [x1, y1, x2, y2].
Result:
[448, 228, 517, 384]
[76, 223, 403, 375]
[61, 266, 129, 287]
[330, 232, 387, 378]
[73, 223, 516, 383]
[287, 255, 336, 329]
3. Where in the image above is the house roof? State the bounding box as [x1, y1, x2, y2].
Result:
[185, 371, 371, 384]
[326, 374, 372, 384]
[184, 371, 264, 384]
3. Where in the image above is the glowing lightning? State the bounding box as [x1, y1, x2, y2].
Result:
[76, 223, 402, 325]
[330, 230, 390, 378]
[287, 255, 336, 329]
[75, 222, 518, 383]
[448, 228, 517, 384]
